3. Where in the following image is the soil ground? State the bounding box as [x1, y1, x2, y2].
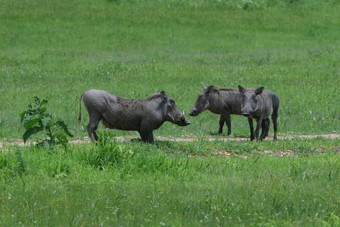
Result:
[0, 133, 339, 148]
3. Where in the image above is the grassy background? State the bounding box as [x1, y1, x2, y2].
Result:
[0, 0, 339, 139]
[0, 0, 340, 226]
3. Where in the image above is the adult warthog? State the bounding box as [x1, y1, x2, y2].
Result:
[78, 89, 190, 143]
[189, 85, 270, 140]
[238, 85, 279, 141]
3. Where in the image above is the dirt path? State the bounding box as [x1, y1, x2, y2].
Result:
[153, 133, 340, 142]
[0, 133, 339, 148]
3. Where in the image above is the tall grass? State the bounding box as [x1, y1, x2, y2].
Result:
[0, 138, 339, 226]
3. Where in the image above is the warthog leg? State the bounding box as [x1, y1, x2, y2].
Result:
[248, 118, 254, 141]
[139, 122, 154, 143]
[260, 118, 270, 140]
[225, 114, 231, 136]
[218, 115, 225, 134]
[87, 113, 101, 142]
[272, 113, 278, 141]
[219, 114, 231, 135]
[254, 118, 263, 141]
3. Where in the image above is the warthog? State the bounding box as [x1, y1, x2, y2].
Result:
[78, 89, 190, 143]
[238, 85, 279, 141]
[189, 85, 270, 139]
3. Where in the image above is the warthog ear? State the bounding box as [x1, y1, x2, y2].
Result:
[160, 91, 167, 101]
[205, 85, 215, 94]
[204, 85, 207, 90]
[255, 87, 264, 95]
[238, 85, 246, 94]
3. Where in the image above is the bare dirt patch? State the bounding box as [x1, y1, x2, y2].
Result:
[264, 150, 296, 157]
[0, 133, 339, 149]
[153, 133, 340, 142]
[213, 150, 249, 158]
[1, 134, 338, 157]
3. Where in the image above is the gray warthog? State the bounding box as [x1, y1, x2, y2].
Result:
[189, 85, 270, 140]
[238, 85, 279, 141]
[78, 89, 190, 143]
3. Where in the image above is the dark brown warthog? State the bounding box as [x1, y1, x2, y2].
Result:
[189, 85, 270, 139]
[238, 85, 279, 141]
[78, 89, 190, 143]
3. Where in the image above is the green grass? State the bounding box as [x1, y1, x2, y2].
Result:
[0, 0, 339, 139]
[1, 137, 339, 226]
[0, 0, 340, 226]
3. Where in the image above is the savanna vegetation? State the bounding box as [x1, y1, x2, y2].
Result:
[0, 0, 339, 226]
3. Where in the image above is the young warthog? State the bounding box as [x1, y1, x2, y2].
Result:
[238, 85, 279, 141]
[78, 89, 190, 143]
[189, 85, 270, 138]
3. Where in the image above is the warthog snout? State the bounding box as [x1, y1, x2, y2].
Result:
[189, 108, 198, 116]
[242, 112, 250, 117]
[182, 116, 191, 126]
[180, 111, 190, 126]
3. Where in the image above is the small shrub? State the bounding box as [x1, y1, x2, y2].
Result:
[20, 96, 73, 149]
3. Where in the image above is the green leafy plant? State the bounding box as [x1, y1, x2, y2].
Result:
[20, 96, 73, 149]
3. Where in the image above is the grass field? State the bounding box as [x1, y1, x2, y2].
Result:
[1, 0, 339, 139]
[1, 137, 339, 226]
[0, 0, 339, 226]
